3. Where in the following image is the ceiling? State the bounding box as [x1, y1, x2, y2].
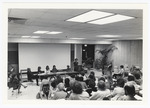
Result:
[8, 9, 143, 43]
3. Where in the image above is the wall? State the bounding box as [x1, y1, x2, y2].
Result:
[19, 43, 70, 71]
[112, 40, 142, 68]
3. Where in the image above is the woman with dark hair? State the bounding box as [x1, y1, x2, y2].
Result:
[119, 85, 137, 100]
[90, 80, 110, 100]
[86, 79, 97, 96]
[68, 81, 89, 100]
[64, 78, 71, 92]
[51, 65, 58, 73]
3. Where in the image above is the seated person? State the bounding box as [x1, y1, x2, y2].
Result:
[66, 65, 71, 72]
[78, 77, 87, 90]
[51, 65, 58, 72]
[64, 78, 71, 92]
[125, 75, 141, 93]
[68, 81, 89, 100]
[55, 74, 63, 85]
[118, 85, 138, 100]
[9, 73, 27, 95]
[45, 65, 50, 74]
[90, 80, 111, 100]
[39, 76, 50, 99]
[86, 79, 97, 96]
[109, 78, 125, 100]
[134, 72, 142, 85]
[27, 68, 39, 86]
[49, 80, 58, 99]
[52, 83, 67, 100]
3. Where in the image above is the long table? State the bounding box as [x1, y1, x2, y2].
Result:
[38, 71, 79, 80]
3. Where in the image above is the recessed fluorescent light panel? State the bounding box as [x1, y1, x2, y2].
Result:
[33, 31, 49, 34]
[70, 38, 85, 40]
[47, 31, 62, 34]
[31, 36, 40, 38]
[96, 35, 121, 38]
[89, 14, 135, 25]
[21, 36, 31, 38]
[66, 10, 113, 23]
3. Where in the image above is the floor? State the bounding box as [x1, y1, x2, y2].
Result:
[8, 69, 102, 100]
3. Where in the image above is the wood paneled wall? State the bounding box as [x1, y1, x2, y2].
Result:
[112, 40, 142, 68]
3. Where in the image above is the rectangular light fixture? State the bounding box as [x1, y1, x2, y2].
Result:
[96, 35, 121, 38]
[89, 14, 135, 25]
[46, 31, 62, 34]
[66, 10, 113, 23]
[33, 31, 49, 34]
[21, 36, 31, 38]
[31, 36, 40, 38]
[70, 38, 85, 40]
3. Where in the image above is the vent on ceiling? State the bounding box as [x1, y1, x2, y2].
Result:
[8, 17, 28, 24]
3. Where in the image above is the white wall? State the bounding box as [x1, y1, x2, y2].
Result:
[19, 43, 70, 71]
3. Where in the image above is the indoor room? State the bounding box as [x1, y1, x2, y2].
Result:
[7, 8, 143, 101]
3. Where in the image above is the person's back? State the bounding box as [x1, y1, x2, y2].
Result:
[90, 81, 110, 100]
[52, 83, 67, 100]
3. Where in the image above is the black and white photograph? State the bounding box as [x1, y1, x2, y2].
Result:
[1, 2, 149, 107]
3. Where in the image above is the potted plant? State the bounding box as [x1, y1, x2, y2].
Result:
[95, 45, 117, 75]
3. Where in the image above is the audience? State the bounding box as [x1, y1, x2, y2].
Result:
[86, 79, 97, 96]
[110, 78, 125, 100]
[52, 83, 67, 100]
[68, 81, 89, 100]
[90, 80, 111, 100]
[118, 85, 137, 100]
[11, 64, 142, 101]
[39, 76, 50, 99]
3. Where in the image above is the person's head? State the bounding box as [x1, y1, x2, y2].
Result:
[51, 80, 57, 88]
[67, 65, 70, 68]
[75, 76, 80, 81]
[65, 78, 70, 87]
[89, 74, 95, 80]
[128, 75, 135, 81]
[80, 71, 85, 76]
[72, 81, 83, 94]
[98, 77, 105, 82]
[27, 68, 31, 72]
[134, 72, 141, 80]
[46, 65, 49, 70]
[75, 58, 78, 62]
[88, 79, 96, 88]
[97, 80, 106, 91]
[53, 65, 56, 68]
[120, 65, 124, 69]
[90, 71, 95, 76]
[117, 78, 125, 87]
[57, 83, 65, 91]
[38, 66, 41, 71]
[124, 85, 135, 96]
